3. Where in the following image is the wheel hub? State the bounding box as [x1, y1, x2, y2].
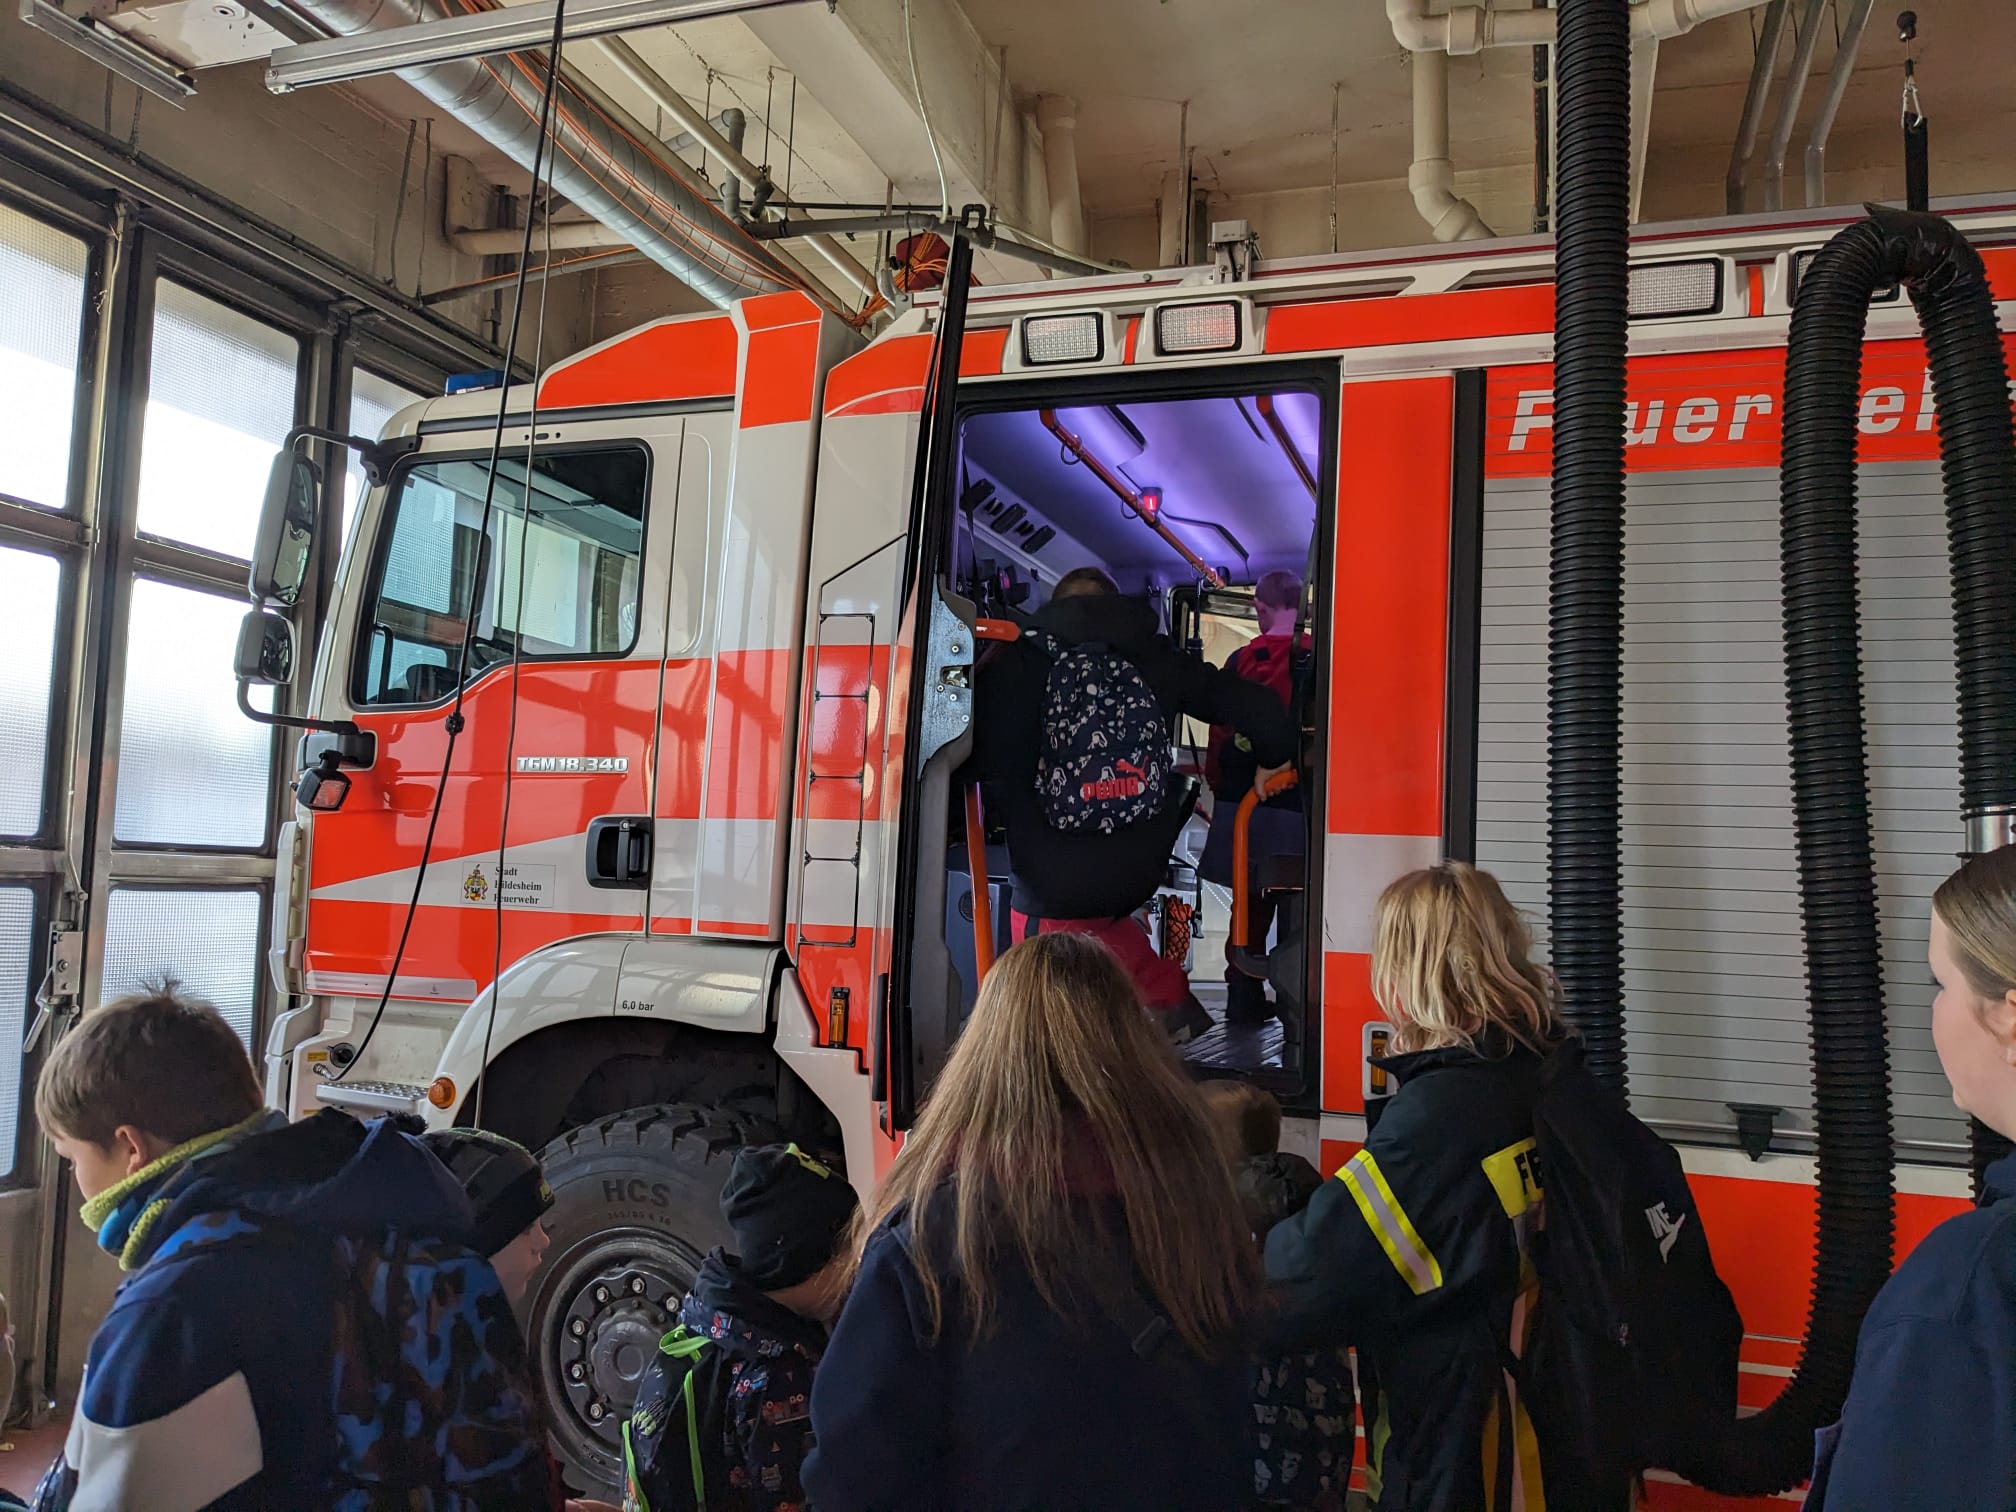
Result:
[537, 1232, 694, 1464]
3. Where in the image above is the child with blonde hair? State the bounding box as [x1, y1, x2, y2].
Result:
[1260, 862, 1625, 1511]
[1810, 845, 2016, 1505]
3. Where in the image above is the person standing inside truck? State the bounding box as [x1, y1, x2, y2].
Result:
[1199, 568, 1311, 1027]
[1807, 843, 2016, 1508]
[970, 565, 1299, 1043]
[801, 932, 1257, 1512]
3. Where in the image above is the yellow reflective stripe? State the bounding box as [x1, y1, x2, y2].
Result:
[1339, 1150, 1443, 1295]
[1480, 1136, 1544, 1219]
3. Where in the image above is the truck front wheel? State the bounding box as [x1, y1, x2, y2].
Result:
[525, 1102, 777, 1489]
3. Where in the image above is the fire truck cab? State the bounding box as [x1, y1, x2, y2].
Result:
[236, 201, 2016, 1496]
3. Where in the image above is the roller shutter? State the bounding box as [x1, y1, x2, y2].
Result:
[1474, 459, 1964, 1158]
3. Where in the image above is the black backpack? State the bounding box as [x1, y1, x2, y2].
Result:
[1022, 626, 1172, 834]
[1517, 1042, 1743, 1488]
[621, 1325, 728, 1512]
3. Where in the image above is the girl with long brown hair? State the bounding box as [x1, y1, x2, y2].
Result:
[800, 930, 1258, 1512]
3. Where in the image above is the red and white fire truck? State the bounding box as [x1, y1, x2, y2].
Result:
[234, 199, 2016, 1503]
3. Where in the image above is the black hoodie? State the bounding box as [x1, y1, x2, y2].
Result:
[971, 591, 1298, 920]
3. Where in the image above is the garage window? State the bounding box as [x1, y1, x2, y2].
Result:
[114, 578, 276, 849]
[0, 202, 88, 514]
[343, 369, 427, 551]
[102, 888, 263, 1049]
[137, 281, 301, 561]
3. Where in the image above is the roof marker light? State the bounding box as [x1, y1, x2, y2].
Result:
[1626, 260, 1723, 320]
[1020, 313, 1104, 366]
[1154, 300, 1243, 355]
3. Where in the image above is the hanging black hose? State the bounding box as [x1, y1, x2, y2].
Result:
[1689, 205, 2016, 1496]
[1546, 0, 1632, 1091]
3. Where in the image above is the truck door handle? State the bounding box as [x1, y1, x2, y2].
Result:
[586, 816, 653, 889]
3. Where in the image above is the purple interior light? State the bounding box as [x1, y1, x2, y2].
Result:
[1268, 391, 1323, 475]
[1053, 405, 1146, 466]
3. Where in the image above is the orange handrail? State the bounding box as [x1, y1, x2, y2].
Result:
[965, 783, 995, 982]
[1038, 409, 1227, 589]
[1255, 393, 1320, 504]
[974, 618, 1021, 642]
[1231, 768, 1301, 951]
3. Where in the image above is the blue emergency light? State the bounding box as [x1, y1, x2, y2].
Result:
[444, 369, 506, 395]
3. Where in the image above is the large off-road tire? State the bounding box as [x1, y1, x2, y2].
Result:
[525, 1102, 778, 1491]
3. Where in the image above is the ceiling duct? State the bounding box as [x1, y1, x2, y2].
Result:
[283, 0, 791, 306]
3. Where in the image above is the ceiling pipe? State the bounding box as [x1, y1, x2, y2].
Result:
[716, 107, 745, 221]
[1157, 167, 1186, 269]
[1803, 0, 1879, 206]
[1725, 0, 1791, 213]
[654, 105, 739, 157]
[283, 0, 792, 306]
[1409, 50, 1495, 241]
[1630, 37, 1659, 223]
[1035, 95, 1088, 257]
[592, 37, 875, 300]
[451, 220, 631, 255]
[1037, 409, 1226, 589]
[1387, 0, 1771, 53]
[1762, 0, 1830, 210]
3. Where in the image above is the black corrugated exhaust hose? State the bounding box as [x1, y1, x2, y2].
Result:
[1685, 204, 2015, 1496]
[1546, 0, 1632, 1091]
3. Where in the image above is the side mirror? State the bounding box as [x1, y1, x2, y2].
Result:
[234, 608, 296, 686]
[249, 451, 320, 607]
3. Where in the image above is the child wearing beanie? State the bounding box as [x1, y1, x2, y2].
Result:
[622, 1143, 858, 1512]
[420, 1126, 555, 1302]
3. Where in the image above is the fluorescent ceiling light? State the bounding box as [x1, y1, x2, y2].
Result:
[19, 0, 195, 106]
[266, 0, 799, 93]
[1053, 405, 1145, 466]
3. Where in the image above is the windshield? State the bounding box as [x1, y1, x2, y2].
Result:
[350, 444, 648, 707]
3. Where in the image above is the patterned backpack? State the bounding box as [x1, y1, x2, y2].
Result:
[1023, 626, 1171, 833]
[621, 1324, 729, 1512]
[326, 1228, 554, 1509]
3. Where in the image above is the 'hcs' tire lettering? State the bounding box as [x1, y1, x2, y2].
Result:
[602, 1177, 671, 1207]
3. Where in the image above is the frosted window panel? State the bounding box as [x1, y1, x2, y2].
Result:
[343, 370, 425, 551]
[0, 547, 60, 835]
[115, 579, 275, 847]
[102, 889, 260, 1047]
[137, 282, 299, 559]
[0, 204, 88, 512]
[0, 889, 31, 1176]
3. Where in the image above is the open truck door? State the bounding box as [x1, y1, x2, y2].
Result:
[788, 236, 981, 1147]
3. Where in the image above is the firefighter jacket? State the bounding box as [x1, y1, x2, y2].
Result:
[1261, 1036, 1619, 1512]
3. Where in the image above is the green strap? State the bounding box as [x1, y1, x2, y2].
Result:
[622, 1419, 652, 1512]
[682, 1359, 705, 1507]
[653, 1326, 711, 1509]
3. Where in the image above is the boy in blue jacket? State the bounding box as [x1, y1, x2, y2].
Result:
[1812, 850, 2016, 1508]
[31, 985, 548, 1511]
